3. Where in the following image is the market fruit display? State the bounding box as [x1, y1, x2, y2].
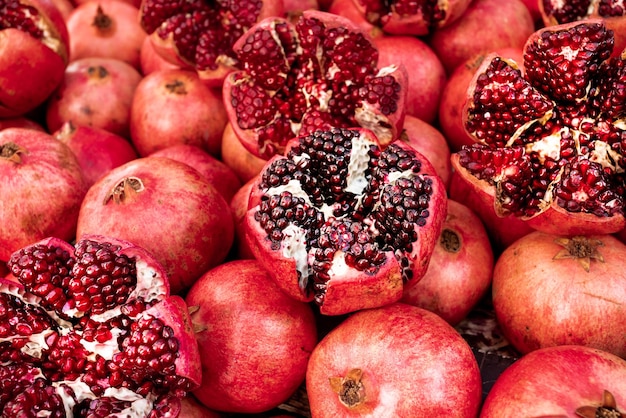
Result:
[2, 0, 626, 416]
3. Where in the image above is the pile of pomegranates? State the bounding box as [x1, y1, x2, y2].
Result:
[2, 0, 626, 416]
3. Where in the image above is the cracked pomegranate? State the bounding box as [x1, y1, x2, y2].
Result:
[481, 345, 626, 417]
[492, 231, 626, 358]
[245, 127, 447, 316]
[222, 10, 408, 159]
[453, 19, 626, 236]
[0, 0, 69, 117]
[2, 235, 201, 417]
[138, 0, 284, 86]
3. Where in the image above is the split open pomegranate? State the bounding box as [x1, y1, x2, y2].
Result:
[452, 19, 626, 236]
[245, 127, 447, 316]
[1, 235, 201, 417]
[222, 10, 408, 160]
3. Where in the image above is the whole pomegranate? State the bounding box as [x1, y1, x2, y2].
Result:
[401, 199, 494, 325]
[220, 122, 268, 184]
[398, 114, 452, 190]
[350, 0, 473, 36]
[0, 128, 87, 262]
[372, 34, 447, 124]
[493, 231, 626, 358]
[150, 144, 242, 203]
[0, 0, 69, 117]
[428, 0, 536, 74]
[186, 259, 318, 414]
[76, 157, 234, 294]
[481, 345, 626, 417]
[245, 127, 447, 315]
[2, 234, 201, 417]
[46, 57, 143, 139]
[53, 122, 138, 187]
[65, 0, 147, 70]
[222, 10, 409, 159]
[306, 303, 482, 417]
[453, 19, 626, 236]
[540, 0, 626, 57]
[138, 0, 285, 86]
[130, 69, 227, 157]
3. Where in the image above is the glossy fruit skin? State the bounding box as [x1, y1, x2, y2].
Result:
[186, 259, 317, 414]
[492, 231, 626, 358]
[306, 303, 482, 417]
[76, 156, 234, 294]
[219, 122, 267, 184]
[401, 199, 494, 325]
[0, 128, 87, 261]
[480, 345, 626, 417]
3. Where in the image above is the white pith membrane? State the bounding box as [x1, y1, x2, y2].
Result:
[0, 243, 182, 416]
[20, 3, 64, 56]
[262, 130, 422, 294]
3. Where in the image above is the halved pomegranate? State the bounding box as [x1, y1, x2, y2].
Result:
[452, 19, 626, 236]
[223, 10, 408, 160]
[138, 0, 284, 86]
[245, 127, 447, 316]
[2, 235, 201, 417]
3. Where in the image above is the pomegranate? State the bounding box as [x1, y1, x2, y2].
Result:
[0, 0, 69, 118]
[540, 0, 626, 57]
[350, 0, 473, 36]
[481, 345, 626, 417]
[437, 47, 525, 153]
[220, 122, 268, 184]
[0, 116, 46, 132]
[129, 69, 228, 157]
[327, 0, 381, 36]
[2, 234, 201, 417]
[46, 57, 143, 139]
[306, 303, 482, 417]
[186, 259, 318, 414]
[65, 0, 147, 70]
[179, 395, 223, 418]
[245, 127, 447, 315]
[372, 34, 447, 124]
[453, 19, 626, 236]
[401, 199, 494, 325]
[398, 114, 452, 190]
[76, 156, 234, 295]
[229, 178, 256, 260]
[222, 10, 409, 159]
[138, 0, 285, 86]
[0, 128, 87, 262]
[139, 35, 180, 75]
[150, 144, 242, 203]
[428, 0, 536, 75]
[493, 231, 626, 358]
[52, 122, 138, 187]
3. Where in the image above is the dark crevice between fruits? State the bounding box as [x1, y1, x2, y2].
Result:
[440, 228, 461, 253]
[553, 236, 605, 272]
[329, 368, 365, 409]
[92, 5, 113, 34]
[104, 176, 145, 205]
[1, 142, 25, 163]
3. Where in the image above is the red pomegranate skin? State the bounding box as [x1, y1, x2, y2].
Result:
[373, 35, 446, 124]
[186, 259, 318, 414]
[139, 35, 180, 75]
[481, 345, 626, 417]
[76, 156, 234, 294]
[401, 199, 494, 325]
[306, 303, 482, 417]
[219, 122, 267, 184]
[0, 128, 88, 261]
[428, 0, 535, 75]
[130, 69, 228, 157]
[493, 231, 626, 358]
[228, 178, 256, 260]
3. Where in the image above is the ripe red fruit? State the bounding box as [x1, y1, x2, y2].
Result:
[306, 303, 482, 417]
[186, 259, 317, 414]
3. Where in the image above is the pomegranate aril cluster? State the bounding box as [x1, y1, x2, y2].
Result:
[460, 20, 626, 220]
